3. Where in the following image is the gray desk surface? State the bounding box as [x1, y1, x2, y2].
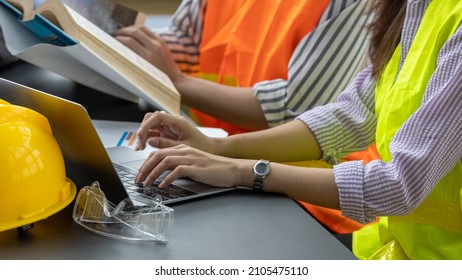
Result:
[0, 62, 356, 260]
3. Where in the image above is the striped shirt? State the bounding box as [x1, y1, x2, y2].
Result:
[297, 0, 462, 224]
[155, 0, 373, 127]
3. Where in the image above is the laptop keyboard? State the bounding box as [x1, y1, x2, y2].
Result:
[113, 162, 198, 203]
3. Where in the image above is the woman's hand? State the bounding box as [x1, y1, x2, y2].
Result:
[136, 144, 254, 189]
[115, 26, 183, 83]
[135, 111, 216, 153]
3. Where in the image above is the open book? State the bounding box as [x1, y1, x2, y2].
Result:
[0, 0, 181, 115]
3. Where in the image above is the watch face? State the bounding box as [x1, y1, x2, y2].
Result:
[255, 161, 269, 175]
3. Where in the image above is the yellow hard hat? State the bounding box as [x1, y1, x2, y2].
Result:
[0, 99, 77, 232]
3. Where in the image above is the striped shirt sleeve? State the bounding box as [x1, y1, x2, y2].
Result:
[154, 0, 206, 75]
[297, 0, 462, 223]
[254, 0, 374, 127]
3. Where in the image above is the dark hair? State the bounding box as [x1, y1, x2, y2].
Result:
[368, 0, 407, 79]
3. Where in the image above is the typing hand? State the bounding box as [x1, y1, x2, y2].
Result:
[135, 111, 214, 152]
[135, 144, 253, 189]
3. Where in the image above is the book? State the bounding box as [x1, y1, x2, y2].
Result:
[1, 0, 77, 46]
[0, 0, 181, 115]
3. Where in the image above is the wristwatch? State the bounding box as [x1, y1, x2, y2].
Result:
[252, 160, 271, 192]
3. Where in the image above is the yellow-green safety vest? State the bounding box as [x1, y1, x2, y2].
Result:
[353, 0, 462, 260]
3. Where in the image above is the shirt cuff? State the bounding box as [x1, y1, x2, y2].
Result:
[253, 79, 292, 127]
[334, 161, 375, 224]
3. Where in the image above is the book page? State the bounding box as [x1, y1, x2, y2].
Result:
[6, 0, 35, 20]
[38, 0, 141, 35]
[62, 0, 141, 34]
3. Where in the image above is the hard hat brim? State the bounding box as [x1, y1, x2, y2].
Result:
[0, 178, 77, 232]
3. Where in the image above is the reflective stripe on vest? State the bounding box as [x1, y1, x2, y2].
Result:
[190, 0, 330, 134]
[353, 0, 462, 260]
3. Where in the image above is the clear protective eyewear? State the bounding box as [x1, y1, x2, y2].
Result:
[72, 181, 174, 242]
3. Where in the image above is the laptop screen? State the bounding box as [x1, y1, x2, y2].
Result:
[0, 78, 130, 203]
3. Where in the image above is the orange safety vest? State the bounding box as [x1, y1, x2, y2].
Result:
[189, 0, 330, 134]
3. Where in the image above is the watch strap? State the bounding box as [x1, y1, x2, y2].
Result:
[253, 175, 264, 192]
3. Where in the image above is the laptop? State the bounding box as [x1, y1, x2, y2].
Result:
[0, 78, 235, 205]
